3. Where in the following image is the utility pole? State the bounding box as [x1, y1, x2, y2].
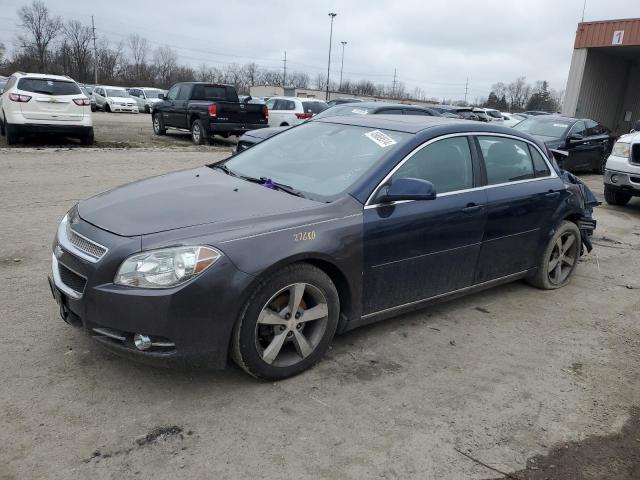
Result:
[339, 41, 347, 91]
[392, 68, 397, 97]
[325, 12, 337, 101]
[464, 77, 469, 104]
[91, 15, 98, 85]
[282, 50, 287, 87]
[581, 0, 587, 22]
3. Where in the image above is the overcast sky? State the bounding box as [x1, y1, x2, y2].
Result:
[0, 0, 638, 100]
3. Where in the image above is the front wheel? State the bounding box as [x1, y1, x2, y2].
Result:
[604, 185, 631, 206]
[104, 103, 111, 113]
[231, 264, 340, 380]
[527, 220, 581, 290]
[152, 113, 166, 135]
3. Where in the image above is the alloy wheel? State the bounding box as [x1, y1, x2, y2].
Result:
[192, 123, 201, 143]
[255, 283, 329, 367]
[547, 232, 578, 285]
[153, 115, 160, 133]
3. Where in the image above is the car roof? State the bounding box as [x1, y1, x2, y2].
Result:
[13, 72, 76, 82]
[271, 96, 327, 102]
[525, 115, 578, 123]
[315, 114, 469, 133]
[335, 101, 433, 109]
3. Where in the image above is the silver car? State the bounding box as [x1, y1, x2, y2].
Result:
[127, 87, 166, 113]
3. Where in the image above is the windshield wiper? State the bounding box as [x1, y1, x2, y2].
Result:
[211, 165, 306, 198]
[211, 164, 239, 177]
[261, 178, 307, 199]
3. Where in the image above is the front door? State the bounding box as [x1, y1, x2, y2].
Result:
[363, 135, 487, 315]
[564, 121, 599, 171]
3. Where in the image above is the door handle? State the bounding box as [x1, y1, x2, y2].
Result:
[544, 191, 560, 199]
[461, 203, 483, 214]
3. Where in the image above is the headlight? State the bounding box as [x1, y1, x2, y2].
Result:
[114, 246, 221, 288]
[611, 141, 630, 158]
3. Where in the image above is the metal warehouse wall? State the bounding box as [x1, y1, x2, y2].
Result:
[575, 19, 640, 48]
[574, 50, 630, 130]
[620, 62, 640, 129]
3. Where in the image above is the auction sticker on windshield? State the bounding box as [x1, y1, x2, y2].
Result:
[351, 108, 369, 115]
[364, 130, 397, 148]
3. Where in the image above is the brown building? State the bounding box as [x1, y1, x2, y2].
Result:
[563, 18, 640, 134]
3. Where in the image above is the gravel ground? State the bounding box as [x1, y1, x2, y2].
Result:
[0, 110, 238, 148]
[0, 148, 639, 479]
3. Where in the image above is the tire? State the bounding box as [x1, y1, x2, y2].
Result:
[5, 121, 18, 145]
[527, 220, 581, 290]
[604, 185, 631, 206]
[231, 263, 340, 380]
[593, 149, 609, 174]
[0, 116, 5, 136]
[105, 103, 111, 113]
[191, 119, 208, 145]
[152, 113, 166, 135]
[91, 105, 96, 112]
[80, 128, 94, 146]
[144, 105, 150, 114]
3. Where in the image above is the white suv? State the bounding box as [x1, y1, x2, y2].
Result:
[93, 86, 139, 113]
[603, 130, 640, 206]
[0, 72, 93, 145]
[264, 97, 328, 127]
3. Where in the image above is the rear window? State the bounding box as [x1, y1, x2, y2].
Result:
[18, 78, 81, 95]
[192, 85, 238, 102]
[302, 101, 328, 114]
[486, 110, 502, 119]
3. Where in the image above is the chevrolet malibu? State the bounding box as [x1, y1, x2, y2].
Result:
[49, 116, 596, 380]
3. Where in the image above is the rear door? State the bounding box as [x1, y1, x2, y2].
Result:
[474, 135, 562, 282]
[17, 78, 84, 122]
[363, 135, 486, 314]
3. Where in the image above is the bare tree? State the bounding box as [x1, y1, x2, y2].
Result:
[128, 34, 149, 81]
[17, 0, 62, 71]
[96, 39, 124, 84]
[153, 45, 177, 87]
[0, 42, 5, 64]
[63, 20, 93, 82]
[507, 76, 531, 112]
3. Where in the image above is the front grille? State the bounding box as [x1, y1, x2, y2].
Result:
[632, 144, 640, 166]
[58, 263, 87, 294]
[630, 176, 640, 184]
[66, 224, 107, 260]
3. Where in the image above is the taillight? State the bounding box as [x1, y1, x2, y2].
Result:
[9, 93, 32, 103]
[208, 104, 217, 117]
[262, 105, 269, 119]
[295, 112, 313, 120]
[73, 98, 91, 106]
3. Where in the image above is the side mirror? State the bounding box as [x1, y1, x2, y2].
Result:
[566, 134, 583, 144]
[159, 93, 166, 99]
[378, 178, 436, 203]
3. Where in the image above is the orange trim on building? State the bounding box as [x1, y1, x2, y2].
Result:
[574, 18, 640, 48]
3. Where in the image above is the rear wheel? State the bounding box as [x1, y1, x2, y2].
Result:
[528, 221, 581, 290]
[604, 185, 631, 206]
[80, 128, 94, 146]
[231, 264, 339, 380]
[5, 121, 18, 145]
[0, 116, 5, 136]
[90, 104, 96, 112]
[191, 119, 208, 145]
[152, 113, 166, 135]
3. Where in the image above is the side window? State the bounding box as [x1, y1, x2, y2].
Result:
[391, 136, 474, 194]
[528, 145, 551, 177]
[265, 99, 276, 109]
[166, 86, 179, 101]
[377, 108, 403, 115]
[585, 120, 599, 136]
[404, 109, 430, 116]
[6, 76, 17, 90]
[568, 121, 586, 137]
[479, 136, 535, 184]
[176, 85, 190, 100]
[285, 100, 296, 110]
[273, 99, 285, 110]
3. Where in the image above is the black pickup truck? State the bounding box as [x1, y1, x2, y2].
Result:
[152, 82, 268, 144]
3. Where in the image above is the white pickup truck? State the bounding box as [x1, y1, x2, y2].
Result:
[603, 129, 640, 206]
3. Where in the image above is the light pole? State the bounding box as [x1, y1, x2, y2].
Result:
[339, 41, 347, 92]
[325, 12, 337, 101]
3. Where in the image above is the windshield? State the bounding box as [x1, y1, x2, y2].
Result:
[486, 110, 502, 118]
[106, 89, 130, 97]
[17, 78, 81, 95]
[314, 104, 373, 120]
[221, 122, 410, 202]
[513, 118, 571, 138]
[143, 89, 163, 98]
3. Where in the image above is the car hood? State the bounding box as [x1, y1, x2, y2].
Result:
[78, 166, 320, 236]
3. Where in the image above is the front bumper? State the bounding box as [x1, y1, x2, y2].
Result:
[604, 169, 640, 196]
[48, 216, 254, 369]
[110, 104, 138, 113]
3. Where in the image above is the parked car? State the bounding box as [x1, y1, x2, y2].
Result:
[0, 72, 93, 145]
[327, 97, 363, 106]
[513, 115, 614, 173]
[264, 97, 329, 127]
[93, 86, 139, 113]
[153, 82, 268, 144]
[235, 102, 443, 152]
[128, 87, 166, 113]
[472, 108, 491, 122]
[501, 112, 527, 127]
[48, 116, 596, 379]
[523, 111, 552, 116]
[430, 105, 480, 121]
[479, 108, 503, 122]
[603, 131, 640, 205]
[79, 86, 97, 112]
